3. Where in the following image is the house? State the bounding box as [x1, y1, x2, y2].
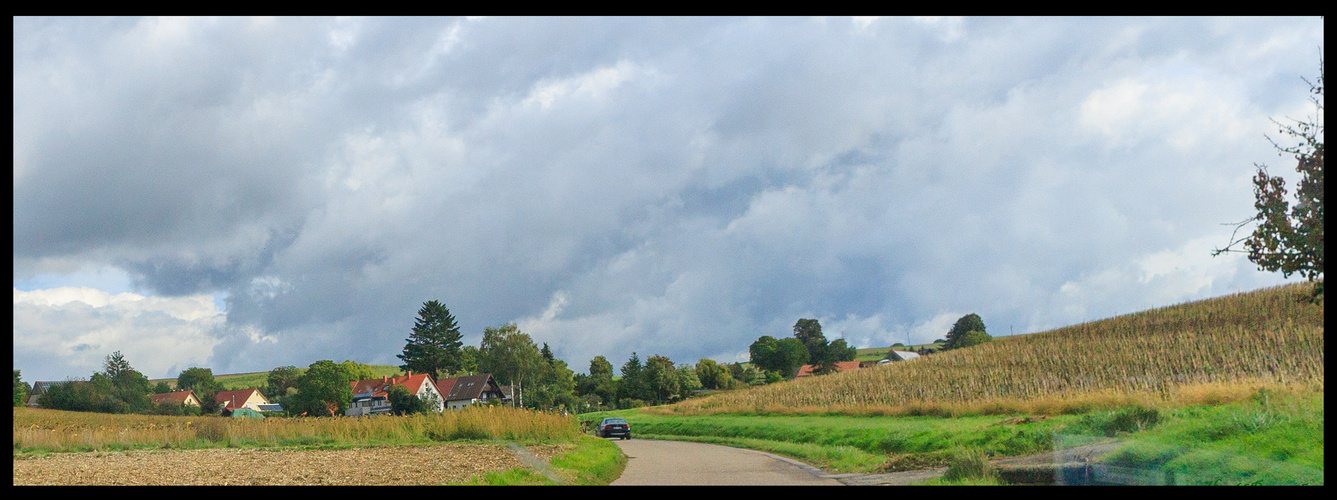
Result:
[436, 373, 505, 410]
[882, 350, 921, 363]
[150, 390, 202, 407]
[497, 384, 516, 405]
[347, 371, 445, 416]
[215, 388, 271, 413]
[26, 381, 74, 408]
[793, 360, 863, 378]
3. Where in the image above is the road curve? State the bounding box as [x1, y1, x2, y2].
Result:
[610, 438, 844, 486]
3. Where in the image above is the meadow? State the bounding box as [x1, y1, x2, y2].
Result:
[13, 404, 578, 453]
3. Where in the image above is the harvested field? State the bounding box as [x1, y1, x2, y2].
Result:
[13, 443, 569, 485]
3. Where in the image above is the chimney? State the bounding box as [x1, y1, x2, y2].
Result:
[383, 375, 387, 383]
[408, 370, 412, 377]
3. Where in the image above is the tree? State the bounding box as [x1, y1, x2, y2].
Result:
[152, 381, 172, 394]
[644, 355, 680, 405]
[955, 330, 993, 349]
[695, 358, 735, 390]
[748, 336, 781, 372]
[477, 323, 544, 407]
[617, 352, 650, 405]
[676, 363, 703, 400]
[774, 337, 810, 378]
[104, 353, 151, 414]
[386, 384, 429, 416]
[291, 360, 354, 417]
[398, 300, 465, 380]
[14, 370, 29, 407]
[458, 346, 480, 375]
[177, 367, 224, 414]
[339, 360, 376, 382]
[1215, 60, 1324, 293]
[586, 356, 618, 405]
[103, 351, 133, 379]
[264, 365, 302, 408]
[944, 314, 987, 350]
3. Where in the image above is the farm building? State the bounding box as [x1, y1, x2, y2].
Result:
[880, 350, 921, 363]
[216, 388, 271, 412]
[436, 373, 505, 410]
[150, 390, 202, 407]
[347, 371, 445, 416]
[25, 381, 74, 408]
[793, 360, 863, 378]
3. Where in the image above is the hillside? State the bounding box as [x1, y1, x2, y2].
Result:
[150, 365, 405, 392]
[665, 282, 1324, 416]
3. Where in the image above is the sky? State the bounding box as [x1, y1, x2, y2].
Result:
[13, 16, 1324, 383]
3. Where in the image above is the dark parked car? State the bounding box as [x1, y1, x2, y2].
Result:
[596, 417, 631, 439]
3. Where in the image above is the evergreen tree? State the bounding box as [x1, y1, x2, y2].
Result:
[398, 300, 465, 379]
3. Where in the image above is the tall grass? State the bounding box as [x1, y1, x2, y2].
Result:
[14, 405, 579, 453]
[665, 283, 1323, 416]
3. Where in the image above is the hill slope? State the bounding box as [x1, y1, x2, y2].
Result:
[666, 282, 1323, 416]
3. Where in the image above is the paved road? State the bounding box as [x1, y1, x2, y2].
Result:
[610, 438, 844, 486]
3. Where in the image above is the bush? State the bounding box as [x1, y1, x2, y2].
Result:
[943, 449, 996, 481]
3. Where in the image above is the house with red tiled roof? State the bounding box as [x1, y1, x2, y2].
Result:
[435, 373, 505, 410]
[346, 371, 445, 416]
[216, 388, 270, 412]
[150, 390, 202, 407]
[793, 360, 863, 378]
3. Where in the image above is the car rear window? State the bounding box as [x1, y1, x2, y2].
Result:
[604, 418, 627, 424]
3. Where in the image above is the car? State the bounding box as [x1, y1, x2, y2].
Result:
[596, 417, 631, 439]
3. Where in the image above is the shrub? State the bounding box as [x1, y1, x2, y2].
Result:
[943, 449, 996, 481]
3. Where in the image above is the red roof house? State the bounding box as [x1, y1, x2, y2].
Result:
[150, 390, 201, 407]
[215, 388, 270, 412]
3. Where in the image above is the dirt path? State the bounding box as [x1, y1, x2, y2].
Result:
[612, 439, 844, 485]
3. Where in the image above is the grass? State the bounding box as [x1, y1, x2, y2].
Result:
[448, 436, 627, 485]
[580, 408, 1076, 473]
[14, 405, 579, 454]
[1091, 386, 1323, 485]
[149, 364, 405, 391]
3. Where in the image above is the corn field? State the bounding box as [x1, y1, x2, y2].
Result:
[667, 283, 1324, 416]
[14, 404, 579, 453]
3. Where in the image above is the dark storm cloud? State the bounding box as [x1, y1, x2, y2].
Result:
[14, 16, 1322, 381]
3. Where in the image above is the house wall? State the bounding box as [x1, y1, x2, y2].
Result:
[416, 383, 445, 412]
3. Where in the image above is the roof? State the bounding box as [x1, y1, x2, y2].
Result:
[794, 361, 863, 378]
[888, 350, 921, 361]
[350, 372, 436, 400]
[215, 388, 267, 411]
[437, 373, 502, 402]
[150, 390, 199, 405]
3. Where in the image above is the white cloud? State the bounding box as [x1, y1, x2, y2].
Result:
[13, 287, 225, 381]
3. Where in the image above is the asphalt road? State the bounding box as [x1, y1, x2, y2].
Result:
[610, 438, 844, 486]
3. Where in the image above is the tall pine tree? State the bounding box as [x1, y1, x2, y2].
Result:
[398, 300, 464, 379]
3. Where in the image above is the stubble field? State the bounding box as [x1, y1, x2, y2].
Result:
[13, 442, 570, 485]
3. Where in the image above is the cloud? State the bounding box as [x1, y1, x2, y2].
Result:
[13, 17, 1320, 379]
[13, 287, 225, 381]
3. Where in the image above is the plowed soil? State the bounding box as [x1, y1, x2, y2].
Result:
[13, 443, 568, 485]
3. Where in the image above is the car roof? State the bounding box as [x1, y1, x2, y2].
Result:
[601, 417, 626, 422]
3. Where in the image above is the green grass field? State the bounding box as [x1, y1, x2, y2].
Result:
[150, 364, 406, 391]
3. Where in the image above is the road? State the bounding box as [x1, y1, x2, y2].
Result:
[610, 438, 844, 486]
